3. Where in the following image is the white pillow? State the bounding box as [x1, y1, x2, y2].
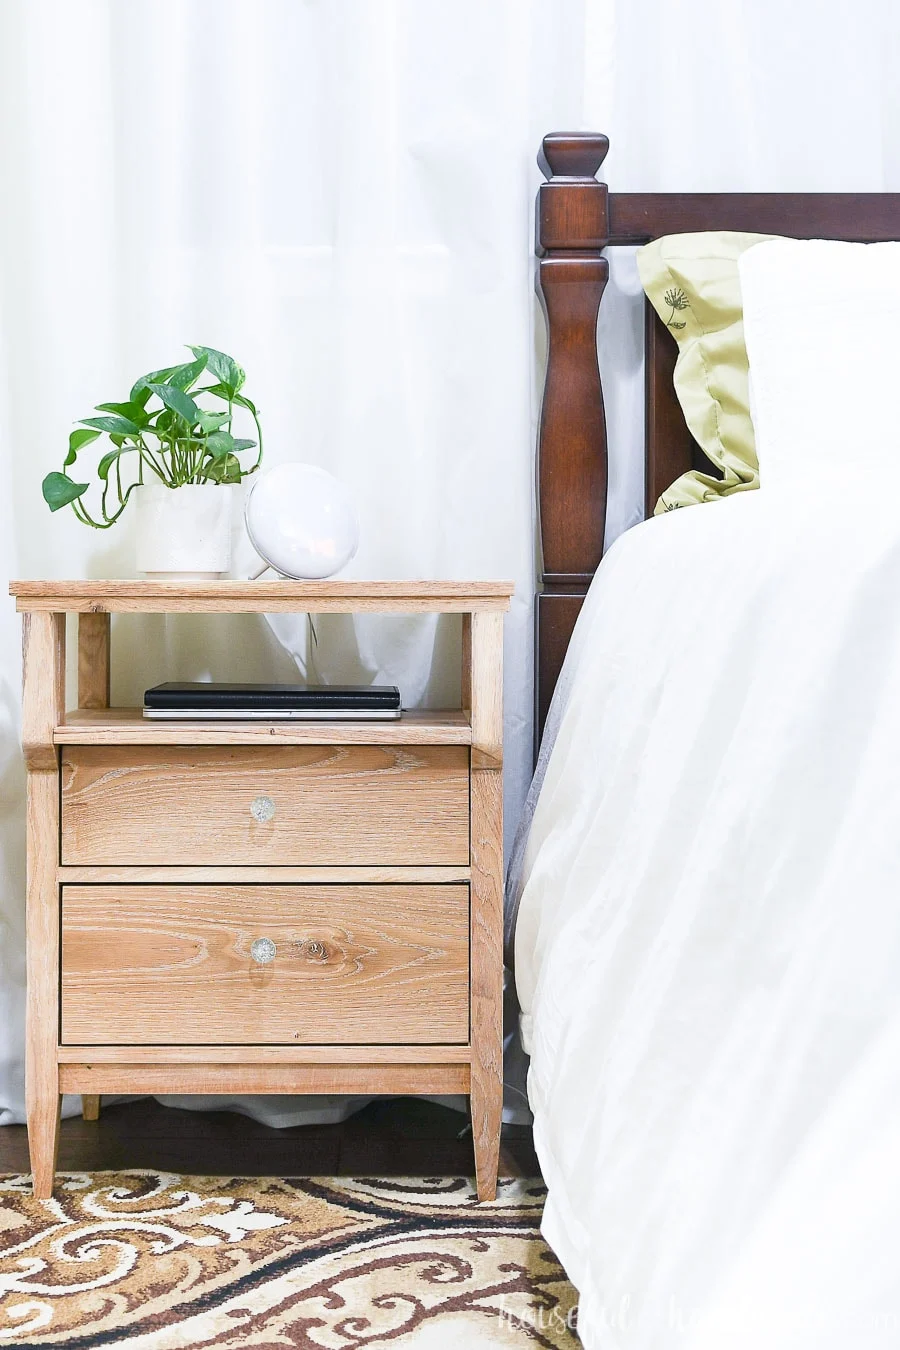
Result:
[738, 238, 900, 493]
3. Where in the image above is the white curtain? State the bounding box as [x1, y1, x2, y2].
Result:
[1, 0, 898, 1129]
[0, 0, 598, 1127]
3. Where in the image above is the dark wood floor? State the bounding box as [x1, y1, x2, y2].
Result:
[0, 1098, 540, 1179]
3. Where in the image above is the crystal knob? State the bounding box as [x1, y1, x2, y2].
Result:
[251, 795, 276, 823]
[250, 937, 277, 965]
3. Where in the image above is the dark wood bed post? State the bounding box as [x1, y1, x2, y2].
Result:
[532, 135, 900, 756]
[534, 132, 610, 750]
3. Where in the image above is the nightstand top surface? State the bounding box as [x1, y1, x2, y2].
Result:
[10, 579, 515, 614]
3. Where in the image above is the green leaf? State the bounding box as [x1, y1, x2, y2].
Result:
[166, 354, 208, 391]
[196, 410, 230, 434]
[130, 365, 178, 401]
[232, 438, 256, 451]
[146, 383, 199, 425]
[205, 430, 236, 458]
[97, 447, 128, 480]
[42, 471, 89, 511]
[202, 384, 257, 415]
[65, 426, 101, 466]
[189, 345, 245, 395]
[81, 414, 141, 436]
[204, 452, 241, 483]
[95, 400, 150, 427]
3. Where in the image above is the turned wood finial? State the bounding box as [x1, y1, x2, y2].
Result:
[536, 133, 610, 257]
[538, 132, 609, 181]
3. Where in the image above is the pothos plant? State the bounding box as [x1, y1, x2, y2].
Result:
[41, 345, 263, 528]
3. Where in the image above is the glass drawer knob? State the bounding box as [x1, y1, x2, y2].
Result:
[251, 937, 277, 965]
[251, 795, 276, 823]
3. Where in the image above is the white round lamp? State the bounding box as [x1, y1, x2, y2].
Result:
[244, 463, 360, 579]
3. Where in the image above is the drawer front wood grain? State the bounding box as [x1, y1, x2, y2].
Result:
[60, 745, 470, 865]
[61, 884, 470, 1045]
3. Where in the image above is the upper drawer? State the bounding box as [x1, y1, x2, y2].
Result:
[60, 744, 469, 866]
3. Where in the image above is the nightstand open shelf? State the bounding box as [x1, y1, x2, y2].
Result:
[11, 579, 513, 1201]
[55, 707, 472, 746]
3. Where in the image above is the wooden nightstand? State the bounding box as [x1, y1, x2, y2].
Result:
[10, 580, 513, 1200]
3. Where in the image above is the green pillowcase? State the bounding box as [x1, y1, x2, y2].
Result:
[637, 231, 775, 513]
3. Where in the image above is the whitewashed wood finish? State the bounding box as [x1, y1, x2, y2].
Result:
[58, 865, 471, 884]
[22, 612, 65, 1198]
[469, 611, 504, 1201]
[61, 884, 470, 1045]
[77, 613, 110, 710]
[76, 612, 109, 1122]
[61, 744, 470, 866]
[17, 579, 511, 1199]
[57, 1044, 470, 1064]
[461, 613, 472, 710]
[55, 707, 472, 746]
[470, 771, 504, 1201]
[22, 612, 65, 772]
[12, 579, 514, 614]
[59, 1063, 471, 1096]
[470, 611, 504, 769]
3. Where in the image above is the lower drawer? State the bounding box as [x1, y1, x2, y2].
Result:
[61, 884, 470, 1045]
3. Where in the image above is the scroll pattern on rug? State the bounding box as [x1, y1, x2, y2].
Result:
[0, 1172, 577, 1346]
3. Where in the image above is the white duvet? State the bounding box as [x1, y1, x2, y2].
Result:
[513, 240, 900, 1349]
[515, 489, 900, 1348]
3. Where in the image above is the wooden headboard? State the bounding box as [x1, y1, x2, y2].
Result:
[534, 130, 900, 750]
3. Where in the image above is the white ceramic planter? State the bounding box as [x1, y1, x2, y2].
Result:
[134, 483, 233, 579]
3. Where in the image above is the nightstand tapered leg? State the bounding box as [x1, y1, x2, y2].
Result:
[82, 1096, 101, 1121]
[27, 1075, 61, 1199]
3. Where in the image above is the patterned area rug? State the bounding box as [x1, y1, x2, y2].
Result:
[0, 1173, 578, 1347]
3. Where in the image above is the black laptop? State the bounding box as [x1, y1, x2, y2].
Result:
[143, 682, 402, 721]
